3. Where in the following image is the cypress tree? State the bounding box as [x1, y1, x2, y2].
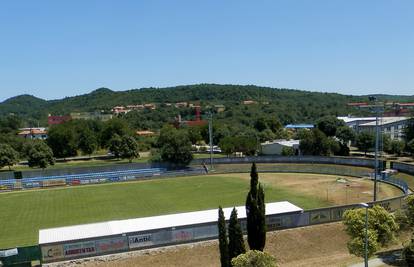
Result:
[218, 206, 230, 267]
[228, 208, 246, 260]
[246, 162, 266, 251]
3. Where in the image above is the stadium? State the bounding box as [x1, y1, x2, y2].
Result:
[0, 156, 413, 266]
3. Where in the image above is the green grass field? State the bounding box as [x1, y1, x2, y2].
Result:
[0, 174, 329, 249]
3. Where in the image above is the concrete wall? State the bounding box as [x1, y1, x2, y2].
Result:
[391, 161, 414, 175]
[193, 156, 383, 169]
[40, 196, 405, 263]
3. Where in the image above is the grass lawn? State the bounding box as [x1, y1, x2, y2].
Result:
[0, 174, 329, 248]
[0, 172, 403, 249]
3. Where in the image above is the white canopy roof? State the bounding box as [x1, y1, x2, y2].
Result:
[39, 201, 303, 245]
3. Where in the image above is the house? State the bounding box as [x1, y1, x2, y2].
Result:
[111, 106, 131, 115]
[144, 103, 156, 110]
[243, 100, 257, 105]
[260, 139, 300, 155]
[136, 130, 156, 137]
[175, 102, 188, 108]
[214, 104, 225, 113]
[18, 128, 48, 140]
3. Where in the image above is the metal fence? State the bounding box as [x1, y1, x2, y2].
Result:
[0, 168, 205, 192]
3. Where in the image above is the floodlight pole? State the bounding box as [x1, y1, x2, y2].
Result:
[208, 112, 213, 170]
[374, 107, 379, 202]
[359, 202, 369, 267]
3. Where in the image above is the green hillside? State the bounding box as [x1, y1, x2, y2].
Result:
[1, 84, 413, 127]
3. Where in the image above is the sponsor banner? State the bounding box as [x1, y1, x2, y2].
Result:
[13, 181, 23, 190]
[331, 207, 347, 221]
[42, 179, 66, 187]
[80, 179, 90, 185]
[128, 234, 153, 248]
[0, 185, 12, 191]
[108, 177, 120, 182]
[309, 210, 331, 224]
[70, 179, 81, 185]
[41, 245, 64, 262]
[0, 248, 18, 257]
[172, 229, 193, 242]
[23, 182, 41, 188]
[64, 241, 96, 258]
[96, 237, 128, 253]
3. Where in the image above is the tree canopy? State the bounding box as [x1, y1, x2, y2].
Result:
[155, 126, 193, 166]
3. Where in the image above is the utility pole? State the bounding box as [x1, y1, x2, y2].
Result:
[208, 112, 213, 170]
[374, 106, 380, 201]
[349, 97, 383, 202]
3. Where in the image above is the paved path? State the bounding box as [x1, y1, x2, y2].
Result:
[348, 250, 402, 267]
[348, 258, 386, 267]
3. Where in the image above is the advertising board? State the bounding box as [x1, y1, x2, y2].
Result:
[41, 245, 64, 262]
[172, 228, 193, 242]
[95, 237, 128, 253]
[309, 209, 331, 224]
[63, 241, 96, 258]
[42, 179, 66, 187]
[128, 233, 154, 248]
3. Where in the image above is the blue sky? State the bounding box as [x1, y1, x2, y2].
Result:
[0, 1, 413, 101]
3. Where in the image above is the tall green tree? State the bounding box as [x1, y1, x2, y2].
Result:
[316, 116, 346, 137]
[25, 141, 55, 169]
[390, 140, 405, 156]
[356, 132, 375, 156]
[47, 123, 77, 158]
[336, 126, 355, 144]
[0, 144, 19, 170]
[246, 163, 266, 251]
[218, 206, 230, 267]
[156, 125, 193, 166]
[228, 208, 246, 260]
[120, 135, 140, 163]
[404, 120, 414, 142]
[109, 134, 123, 158]
[405, 195, 414, 227]
[299, 128, 332, 156]
[78, 128, 98, 156]
[343, 205, 398, 258]
[100, 118, 130, 147]
[407, 139, 414, 156]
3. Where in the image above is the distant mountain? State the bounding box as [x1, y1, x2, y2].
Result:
[1, 84, 413, 126]
[0, 94, 48, 120]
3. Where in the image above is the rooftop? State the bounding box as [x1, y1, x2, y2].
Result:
[285, 124, 314, 129]
[39, 201, 303, 245]
[359, 116, 410, 127]
[261, 139, 300, 147]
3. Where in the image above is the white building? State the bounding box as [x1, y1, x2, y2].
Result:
[338, 116, 412, 140]
[260, 139, 300, 155]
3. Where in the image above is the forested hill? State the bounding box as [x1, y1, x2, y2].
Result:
[1, 84, 413, 126]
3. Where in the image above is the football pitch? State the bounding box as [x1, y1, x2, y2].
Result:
[0, 173, 403, 248]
